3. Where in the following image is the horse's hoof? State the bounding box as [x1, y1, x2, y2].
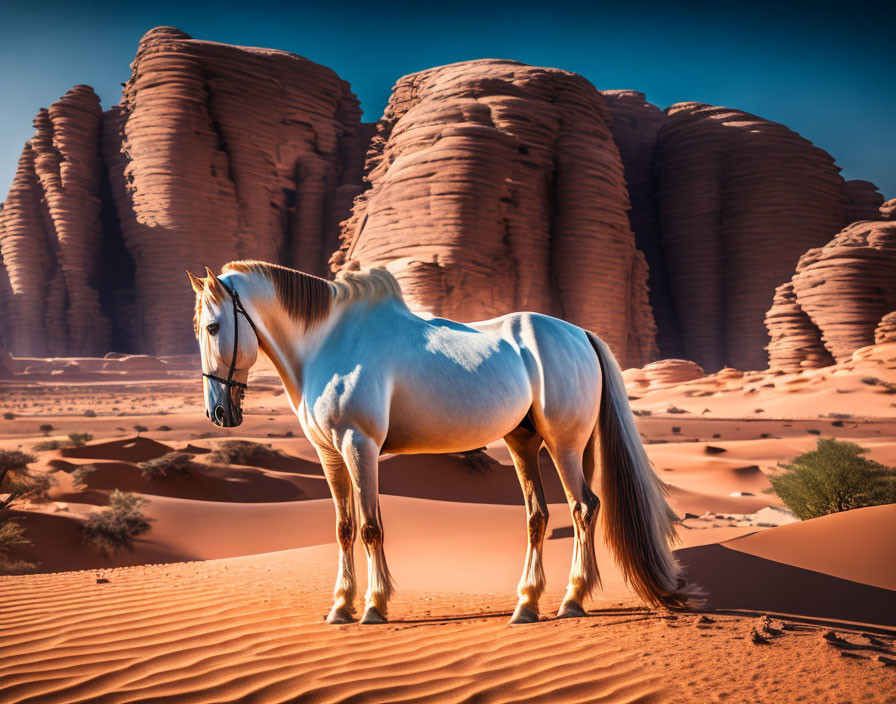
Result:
[361, 607, 387, 624]
[509, 604, 540, 624]
[557, 600, 588, 619]
[326, 605, 356, 624]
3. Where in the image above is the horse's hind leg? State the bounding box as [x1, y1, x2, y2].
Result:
[545, 443, 601, 618]
[505, 423, 549, 624]
[341, 430, 394, 624]
[314, 445, 357, 624]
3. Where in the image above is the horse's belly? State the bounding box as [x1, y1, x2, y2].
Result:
[382, 371, 532, 454]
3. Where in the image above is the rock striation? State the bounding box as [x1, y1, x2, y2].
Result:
[653, 103, 853, 372]
[764, 282, 835, 372]
[766, 220, 896, 371]
[641, 358, 705, 389]
[875, 312, 896, 345]
[103, 27, 369, 354]
[0, 34, 890, 369]
[0, 86, 109, 356]
[844, 180, 885, 223]
[601, 91, 683, 357]
[333, 60, 658, 368]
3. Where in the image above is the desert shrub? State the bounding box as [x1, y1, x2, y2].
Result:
[0, 453, 45, 574]
[133, 425, 148, 435]
[768, 438, 896, 520]
[156, 425, 172, 432]
[632, 409, 652, 417]
[3, 412, 15, 420]
[33, 432, 92, 451]
[67, 432, 93, 447]
[137, 453, 194, 481]
[861, 377, 896, 393]
[0, 450, 53, 508]
[82, 490, 151, 557]
[84, 409, 97, 418]
[0, 521, 34, 575]
[39, 424, 54, 435]
[71, 464, 97, 489]
[32, 439, 62, 451]
[666, 406, 687, 414]
[209, 440, 285, 465]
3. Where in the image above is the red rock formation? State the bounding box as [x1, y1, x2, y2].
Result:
[764, 282, 835, 373]
[104, 27, 368, 354]
[789, 220, 896, 361]
[0, 86, 109, 356]
[766, 220, 896, 370]
[602, 90, 684, 357]
[333, 60, 657, 367]
[653, 103, 851, 372]
[641, 359, 705, 389]
[844, 180, 885, 223]
[875, 312, 896, 345]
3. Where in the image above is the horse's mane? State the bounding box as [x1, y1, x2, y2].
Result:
[218, 260, 404, 327]
[331, 266, 404, 306]
[223, 260, 332, 328]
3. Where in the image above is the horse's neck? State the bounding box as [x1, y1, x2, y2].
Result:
[231, 275, 340, 411]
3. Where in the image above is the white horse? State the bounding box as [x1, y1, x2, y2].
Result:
[188, 261, 699, 624]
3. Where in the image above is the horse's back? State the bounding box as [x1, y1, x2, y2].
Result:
[468, 311, 602, 443]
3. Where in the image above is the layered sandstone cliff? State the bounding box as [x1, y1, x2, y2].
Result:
[0, 86, 109, 356]
[601, 90, 682, 357]
[875, 312, 896, 345]
[653, 103, 853, 372]
[766, 220, 896, 371]
[103, 27, 368, 354]
[333, 60, 658, 367]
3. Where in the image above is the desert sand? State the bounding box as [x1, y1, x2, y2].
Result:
[1, 344, 895, 702]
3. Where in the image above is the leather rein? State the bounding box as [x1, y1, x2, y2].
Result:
[202, 280, 259, 417]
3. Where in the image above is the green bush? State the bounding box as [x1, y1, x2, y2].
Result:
[769, 438, 896, 520]
[82, 490, 151, 557]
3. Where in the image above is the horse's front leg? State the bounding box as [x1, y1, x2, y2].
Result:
[340, 429, 394, 624]
[315, 445, 358, 624]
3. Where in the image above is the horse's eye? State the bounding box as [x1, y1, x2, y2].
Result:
[206, 322, 220, 336]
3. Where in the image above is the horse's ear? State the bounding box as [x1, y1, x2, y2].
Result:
[186, 270, 204, 294]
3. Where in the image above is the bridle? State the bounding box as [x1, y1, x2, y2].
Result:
[202, 279, 259, 424]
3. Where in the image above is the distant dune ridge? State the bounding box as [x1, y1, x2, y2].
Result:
[0, 26, 893, 369]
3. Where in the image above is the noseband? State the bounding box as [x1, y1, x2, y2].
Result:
[202, 280, 259, 419]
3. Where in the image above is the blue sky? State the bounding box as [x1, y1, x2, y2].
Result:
[0, 0, 893, 198]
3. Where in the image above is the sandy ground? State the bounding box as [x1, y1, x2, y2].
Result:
[1, 345, 895, 703]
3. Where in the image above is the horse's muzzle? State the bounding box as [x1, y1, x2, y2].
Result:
[206, 382, 244, 427]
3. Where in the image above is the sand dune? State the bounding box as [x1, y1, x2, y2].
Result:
[2, 351, 895, 702]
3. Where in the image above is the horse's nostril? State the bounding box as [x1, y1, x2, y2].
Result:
[214, 405, 225, 423]
[206, 409, 210, 419]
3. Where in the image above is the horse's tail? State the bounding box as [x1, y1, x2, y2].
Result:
[586, 331, 703, 609]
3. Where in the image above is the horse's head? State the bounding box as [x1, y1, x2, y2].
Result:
[188, 268, 258, 427]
